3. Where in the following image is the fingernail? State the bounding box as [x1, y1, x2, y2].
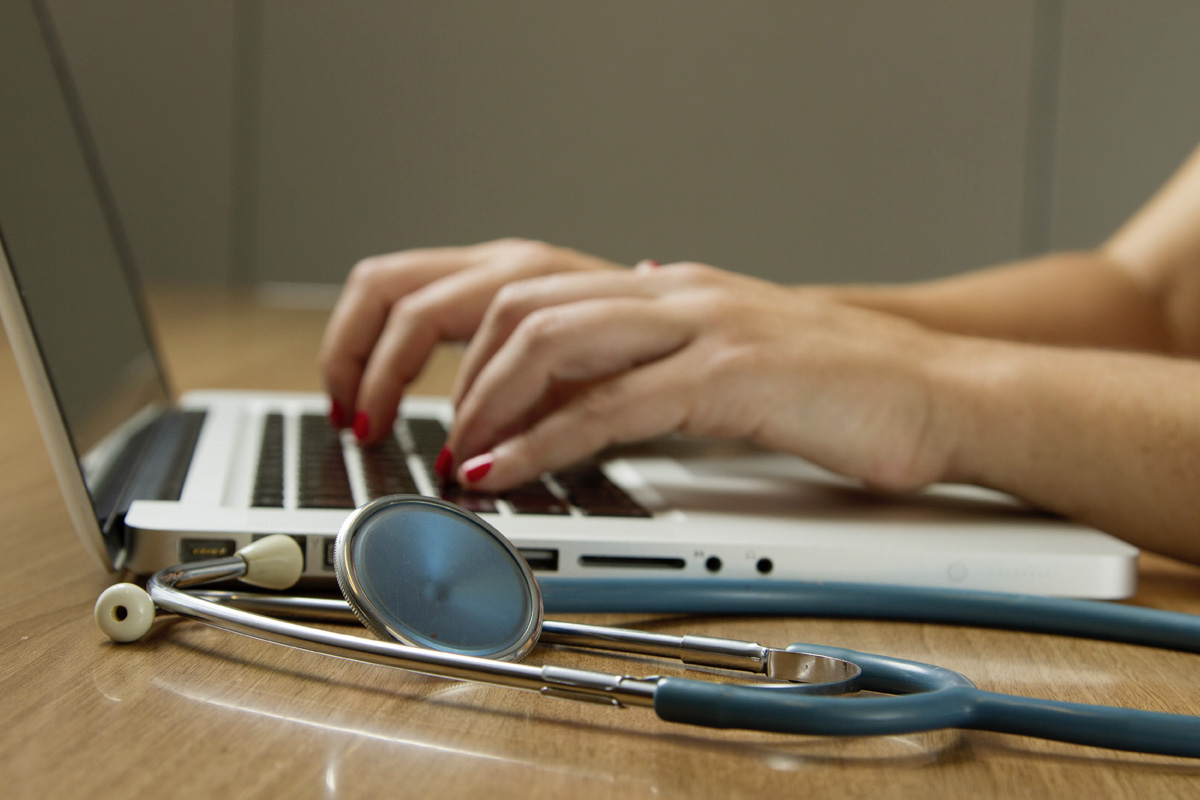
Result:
[435, 447, 454, 481]
[635, 259, 660, 272]
[461, 453, 494, 483]
[352, 411, 370, 442]
[329, 399, 346, 428]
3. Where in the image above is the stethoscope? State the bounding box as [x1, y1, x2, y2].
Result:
[95, 495, 1200, 758]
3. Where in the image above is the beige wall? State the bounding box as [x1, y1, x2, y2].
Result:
[44, 1, 1200, 291]
[1050, 0, 1200, 249]
[47, 0, 240, 284]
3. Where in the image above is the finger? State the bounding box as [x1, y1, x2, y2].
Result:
[318, 245, 486, 424]
[452, 268, 664, 405]
[325, 240, 626, 439]
[448, 296, 693, 465]
[456, 354, 695, 491]
[348, 264, 524, 442]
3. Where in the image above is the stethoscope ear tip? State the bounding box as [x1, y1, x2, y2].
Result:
[237, 535, 304, 590]
[95, 583, 155, 642]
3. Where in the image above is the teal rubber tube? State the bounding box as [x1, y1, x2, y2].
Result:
[651, 642, 1200, 757]
[539, 578, 1200, 653]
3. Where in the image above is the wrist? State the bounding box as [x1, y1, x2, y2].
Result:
[923, 334, 1028, 490]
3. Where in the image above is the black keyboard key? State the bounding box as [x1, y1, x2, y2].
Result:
[361, 434, 419, 499]
[410, 417, 451, 453]
[298, 414, 354, 509]
[502, 481, 569, 515]
[440, 485, 498, 514]
[252, 413, 285, 507]
[554, 463, 651, 517]
[406, 417, 449, 474]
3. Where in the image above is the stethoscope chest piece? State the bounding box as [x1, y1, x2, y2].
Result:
[333, 495, 544, 661]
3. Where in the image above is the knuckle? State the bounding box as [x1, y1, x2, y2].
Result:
[577, 381, 626, 426]
[504, 434, 540, 470]
[319, 352, 360, 392]
[492, 279, 530, 313]
[682, 290, 731, 325]
[388, 292, 435, 331]
[490, 280, 542, 327]
[346, 255, 389, 289]
[498, 239, 558, 273]
[514, 307, 570, 354]
[498, 432, 561, 486]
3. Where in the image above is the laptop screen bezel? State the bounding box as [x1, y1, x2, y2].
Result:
[0, 238, 120, 570]
[0, 0, 178, 571]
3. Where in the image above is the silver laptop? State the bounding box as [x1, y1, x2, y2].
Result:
[0, 0, 1138, 601]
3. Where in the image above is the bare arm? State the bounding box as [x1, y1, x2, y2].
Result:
[935, 336, 1200, 564]
[827, 144, 1200, 357]
[822, 145, 1200, 561]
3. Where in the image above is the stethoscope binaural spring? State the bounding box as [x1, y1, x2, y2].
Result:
[95, 494, 1200, 758]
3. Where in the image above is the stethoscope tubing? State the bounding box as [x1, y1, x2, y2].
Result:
[654, 643, 1200, 758]
[541, 578, 1200, 654]
[542, 578, 1200, 755]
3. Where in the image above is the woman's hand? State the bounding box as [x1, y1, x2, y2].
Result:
[318, 239, 625, 443]
[444, 261, 966, 493]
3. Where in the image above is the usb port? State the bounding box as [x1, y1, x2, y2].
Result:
[519, 548, 559, 571]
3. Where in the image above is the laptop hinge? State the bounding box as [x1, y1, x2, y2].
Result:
[100, 409, 207, 561]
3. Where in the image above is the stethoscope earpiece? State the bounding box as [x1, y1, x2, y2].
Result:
[95, 582, 156, 643]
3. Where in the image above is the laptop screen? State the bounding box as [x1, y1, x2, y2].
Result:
[0, 1, 170, 506]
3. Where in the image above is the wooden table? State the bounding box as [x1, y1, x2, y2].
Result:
[4, 287, 1200, 798]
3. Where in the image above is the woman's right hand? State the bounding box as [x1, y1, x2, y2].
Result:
[318, 238, 626, 443]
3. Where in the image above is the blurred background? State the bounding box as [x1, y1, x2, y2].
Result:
[43, 0, 1200, 296]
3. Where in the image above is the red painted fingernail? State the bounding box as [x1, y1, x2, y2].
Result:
[635, 259, 660, 271]
[461, 453, 494, 483]
[352, 411, 370, 442]
[329, 399, 346, 428]
[435, 447, 454, 481]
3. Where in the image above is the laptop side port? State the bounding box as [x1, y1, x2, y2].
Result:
[578, 555, 686, 569]
[180, 538, 237, 562]
[519, 548, 559, 572]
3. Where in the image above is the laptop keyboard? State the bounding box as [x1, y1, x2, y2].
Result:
[252, 413, 650, 517]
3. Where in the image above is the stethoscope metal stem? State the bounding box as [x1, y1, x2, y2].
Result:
[191, 590, 861, 689]
[150, 561, 658, 708]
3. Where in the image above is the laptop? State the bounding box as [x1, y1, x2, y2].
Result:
[0, 0, 1139, 601]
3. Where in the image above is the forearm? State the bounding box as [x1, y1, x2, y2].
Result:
[933, 336, 1200, 563]
[821, 250, 1173, 353]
